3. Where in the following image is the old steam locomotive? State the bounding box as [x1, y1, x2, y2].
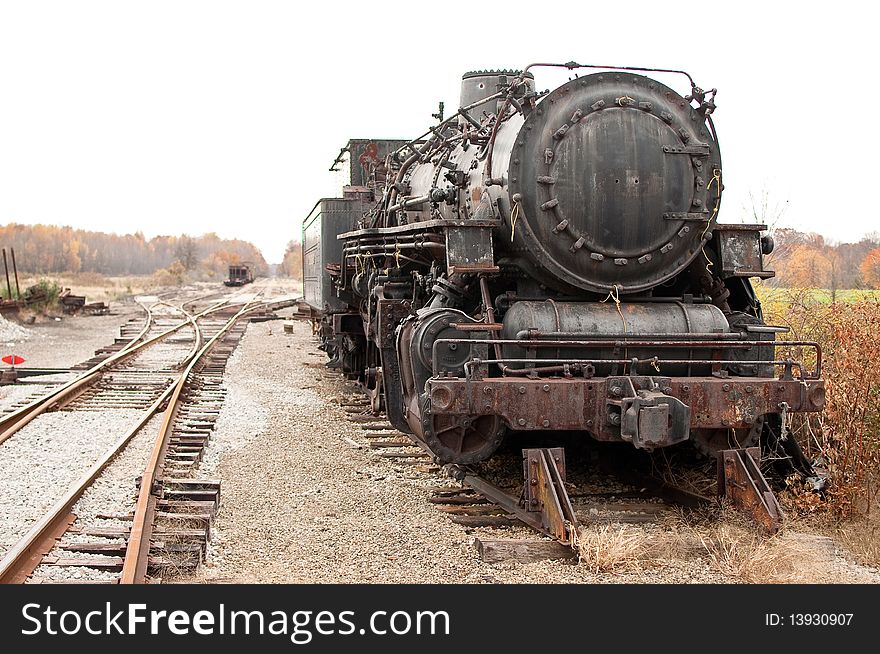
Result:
[303, 62, 825, 473]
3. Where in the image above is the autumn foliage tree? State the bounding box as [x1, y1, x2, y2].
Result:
[779, 244, 832, 288]
[860, 248, 880, 289]
[278, 240, 303, 280]
[0, 223, 266, 278]
[767, 228, 880, 292]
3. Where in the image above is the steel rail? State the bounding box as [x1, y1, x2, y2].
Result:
[0, 299, 229, 446]
[153, 301, 202, 366]
[0, 304, 150, 444]
[0, 298, 258, 584]
[0, 300, 225, 583]
[0, 383, 179, 583]
[120, 297, 263, 584]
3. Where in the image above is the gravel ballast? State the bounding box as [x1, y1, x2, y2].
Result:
[3, 305, 144, 369]
[185, 317, 880, 584]
[0, 300, 197, 563]
[0, 408, 151, 558]
[29, 413, 164, 583]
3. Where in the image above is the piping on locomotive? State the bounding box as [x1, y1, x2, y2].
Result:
[302, 62, 825, 474]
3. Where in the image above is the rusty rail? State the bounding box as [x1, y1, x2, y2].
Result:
[0, 299, 265, 583]
[0, 301, 232, 583]
[0, 299, 229, 446]
[120, 297, 263, 584]
[448, 446, 715, 549]
[719, 447, 785, 533]
[0, 385, 179, 583]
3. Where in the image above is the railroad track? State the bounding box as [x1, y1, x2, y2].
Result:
[0, 300, 209, 442]
[0, 292, 272, 583]
[326, 369, 716, 563]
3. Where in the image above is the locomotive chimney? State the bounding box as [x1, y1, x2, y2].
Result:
[459, 69, 534, 127]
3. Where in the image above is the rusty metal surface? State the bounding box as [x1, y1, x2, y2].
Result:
[303, 199, 373, 313]
[499, 300, 730, 377]
[121, 299, 261, 584]
[301, 61, 826, 514]
[523, 448, 579, 546]
[506, 73, 721, 294]
[376, 298, 413, 434]
[0, 514, 75, 584]
[427, 375, 823, 446]
[458, 473, 545, 533]
[719, 447, 784, 533]
[431, 336, 823, 379]
[224, 263, 254, 287]
[716, 224, 773, 279]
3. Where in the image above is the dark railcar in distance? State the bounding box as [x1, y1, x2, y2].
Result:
[224, 263, 254, 286]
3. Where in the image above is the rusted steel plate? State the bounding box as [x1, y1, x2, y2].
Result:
[523, 448, 579, 545]
[427, 376, 824, 443]
[719, 447, 784, 533]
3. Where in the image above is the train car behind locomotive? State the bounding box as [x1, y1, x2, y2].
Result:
[225, 263, 255, 287]
[301, 62, 825, 497]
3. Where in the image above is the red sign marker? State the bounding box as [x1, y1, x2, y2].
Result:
[2, 355, 25, 366]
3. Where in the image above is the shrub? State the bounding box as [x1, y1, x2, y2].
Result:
[151, 261, 187, 287]
[761, 290, 880, 517]
[25, 278, 62, 308]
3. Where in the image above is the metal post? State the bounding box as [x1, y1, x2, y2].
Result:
[1, 249, 11, 301]
[10, 248, 20, 300]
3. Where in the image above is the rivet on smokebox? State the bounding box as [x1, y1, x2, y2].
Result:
[518, 386, 526, 394]
[542, 384, 550, 392]
[542, 420, 550, 427]
[518, 418, 527, 426]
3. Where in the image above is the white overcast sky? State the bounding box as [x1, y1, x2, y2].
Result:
[0, 1, 876, 263]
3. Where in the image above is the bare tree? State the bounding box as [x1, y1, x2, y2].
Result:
[174, 235, 198, 271]
[747, 187, 789, 228]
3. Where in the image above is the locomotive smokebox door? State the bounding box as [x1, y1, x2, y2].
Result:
[507, 72, 722, 294]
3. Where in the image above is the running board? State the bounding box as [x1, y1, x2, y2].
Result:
[718, 447, 784, 534]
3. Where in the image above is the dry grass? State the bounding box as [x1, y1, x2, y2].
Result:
[831, 521, 880, 569]
[576, 508, 840, 582]
[578, 524, 649, 573]
[577, 523, 689, 573]
[749, 287, 880, 571]
[753, 288, 880, 519]
[18, 273, 158, 304]
[697, 522, 806, 583]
